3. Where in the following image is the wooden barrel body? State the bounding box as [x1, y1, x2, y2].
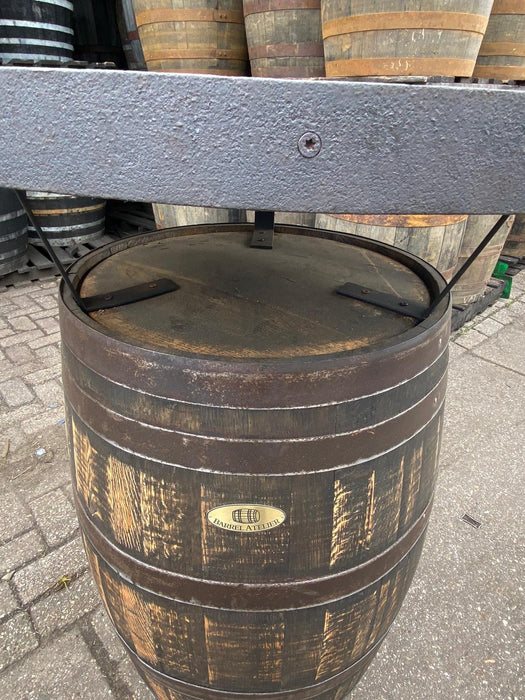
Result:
[26, 192, 105, 247]
[452, 214, 516, 305]
[243, 0, 325, 77]
[315, 213, 468, 282]
[73, 0, 126, 67]
[502, 214, 525, 259]
[117, 0, 147, 69]
[0, 188, 28, 276]
[61, 223, 450, 700]
[153, 204, 247, 229]
[133, 0, 249, 74]
[0, 0, 74, 63]
[321, 0, 494, 78]
[473, 0, 525, 80]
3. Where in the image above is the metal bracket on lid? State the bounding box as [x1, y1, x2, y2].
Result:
[337, 215, 512, 321]
[81, 278, 180, 313]
[15, 190, 179, 314]
[251, 211, 275, 249]
[336, 282, 428, 321]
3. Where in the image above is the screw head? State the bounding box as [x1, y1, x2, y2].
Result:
[298, 132, 322, 158]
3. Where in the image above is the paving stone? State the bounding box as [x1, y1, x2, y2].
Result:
[24, 366, 62, 387]
[36, 295, 58, 310]
[8, 302, 44, 318]
[12, 537, 87, 606]
[34, 344, 62, 368]
[4, 344, 37, 365]
[454, 328, 488, 350]
[0, 627, 113, 698]
[0, 530, 45, 577]
[33, 379, 63, 409]
[0, 491, 34, 543]
[21, 409, 65, 437]
[9, 315, 37, 332]
[473, 318, 525, 376]
[29, 488, 78, 548]
[492, 301, 525, 326]
[28, 331, 62, 350]
[14, 453, 71, 500]
[0, 378, 35, 407]
[117, 654, 154, 699]
[89, 607, 127, 664]
[35, 316, 60, 335]
[0, 328, 44, 348]
[0, 612, 38, 672]
[31, 572, 100, 638]
[474, 317, 506, 337]
[0, 582, 19, 620]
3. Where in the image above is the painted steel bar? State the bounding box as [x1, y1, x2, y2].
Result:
[0, 67, 523, 213]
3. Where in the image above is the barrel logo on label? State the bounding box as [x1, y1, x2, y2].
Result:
[207, 504, 286, 533]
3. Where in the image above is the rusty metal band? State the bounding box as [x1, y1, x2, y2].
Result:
[248, 43, 324, 59]
[62, 341, 447, 440]
[127, 633, 382, 699]
[492, 0, 525, 14]
[322, 12, 490, 39]
[327, 213, 468, 227]
[132, 637, 381, 699]
[243, 0, 320, 17]
[64, 371, 446, 474]
[251, 65, 325, 77]
[77, 487, 431, 613]
[29, 203, 105, 216]
[472, 64, 525, 78]
[147, 66, 248, 75]
[325, 57, 476, 78]
[60, 307, 447, 407]
[144, 48, 248, 62]
[478, 42, 525, 57]
[136, 9, 245, 26]
[439, 265, 456, 283]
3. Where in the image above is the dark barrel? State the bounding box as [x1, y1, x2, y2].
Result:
[60, 223, 450, 700]
[0, 188, 28, 276]
[0, 0, 74, 63]
[26, 192, 105, 247]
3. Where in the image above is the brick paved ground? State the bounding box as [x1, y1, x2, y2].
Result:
[0, 272, 523, 699]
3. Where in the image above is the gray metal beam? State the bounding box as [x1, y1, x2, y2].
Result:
[0, 66, 523, 213]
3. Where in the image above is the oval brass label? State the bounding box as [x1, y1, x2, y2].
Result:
[207, 504, 286, 533]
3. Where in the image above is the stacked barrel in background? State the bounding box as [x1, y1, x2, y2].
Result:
[25, 192, 106, 248]
[133, 0, 249, 227]
[502, 214, 525, 259]
[0, 188, 28, 276]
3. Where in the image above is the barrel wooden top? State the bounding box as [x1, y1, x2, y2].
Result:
[79, 227, 431, 359]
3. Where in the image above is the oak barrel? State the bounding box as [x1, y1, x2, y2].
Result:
[0, 0, 74, 63]
[60, 223, 450, 700]
[321, 0, 494, 78]
[243, 0, 325, 78]
[451, 214, 516, 305]
[502, 214, 525, 259]
[133, 0, 249, 74]
[73, 0, 126, 67]
[473, 0, 525, 80]
[315, 213, 468, 282]
[0, 188, 28, 276]
[26, 192, 105, 247]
